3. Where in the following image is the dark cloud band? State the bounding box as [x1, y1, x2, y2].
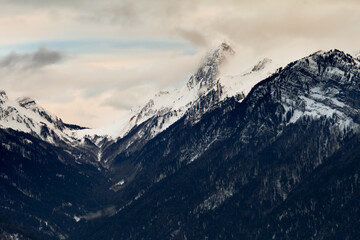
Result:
[0, 47, 65, 69]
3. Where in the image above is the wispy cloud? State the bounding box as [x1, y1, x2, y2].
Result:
[0, 39, 195, 56]
[78, 1, 139, 26]
[175, 28, 208, 47]
[0, 47, 66, 69]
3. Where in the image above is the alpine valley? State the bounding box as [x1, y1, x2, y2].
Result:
[1, 43, 360, 239]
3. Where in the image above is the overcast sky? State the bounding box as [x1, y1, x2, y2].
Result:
[0, 0, 359, 127]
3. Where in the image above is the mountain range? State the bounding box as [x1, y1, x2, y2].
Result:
[1, 43, 360, 239]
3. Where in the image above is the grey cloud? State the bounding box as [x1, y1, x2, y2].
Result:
[0, 0, 89, 8]
[78, 2, 139, 26]
[175, 28, 208, 47]
[72, 0, 360, 52]
[0, 47, 66, 69]
[76, 0, 193, 31]
[1, 0, 359, 11]
[103, 96, 136, 110]
[102, 86, 156, 110]
[188, 1, 360, 55]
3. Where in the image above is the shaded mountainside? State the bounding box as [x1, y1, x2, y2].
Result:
[1, 49, 360, 239]
[71, 49, 360, 239]
[258, 135, 360, 240]
[0, 128, 113, 239]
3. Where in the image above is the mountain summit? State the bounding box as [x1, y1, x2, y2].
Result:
[74, 43, 273, 141]
[187, 42, 235, 90]
[72, 43, 278, 165]
[0, 91, 76, 143]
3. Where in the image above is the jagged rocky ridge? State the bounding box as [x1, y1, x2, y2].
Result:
[1, 47, 360, 239]
[0, 93, 70, 143]
[77, 43, 278, 167]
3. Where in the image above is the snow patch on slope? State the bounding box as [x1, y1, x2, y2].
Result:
[288, 95, 356, 130]
[194, 184, 235, 213]
[219, 58, 280, 101]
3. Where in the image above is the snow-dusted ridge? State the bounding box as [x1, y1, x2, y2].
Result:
[0, 43, 282, 144]
[280, 49, 360, 131]
[0, 91, 77, 143]
[74, 43, 280, 140]
[2, 45, 358, 148]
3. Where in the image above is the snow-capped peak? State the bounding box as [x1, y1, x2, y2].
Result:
[16, 97, 65, 130]
[0, 92, 76, 143]
[187, 42, 235, 90]
[74, 43, 281, 141]
[0, 43, 283, 148]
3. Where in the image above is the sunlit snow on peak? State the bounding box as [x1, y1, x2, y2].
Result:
[73, 47, 282, 140]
